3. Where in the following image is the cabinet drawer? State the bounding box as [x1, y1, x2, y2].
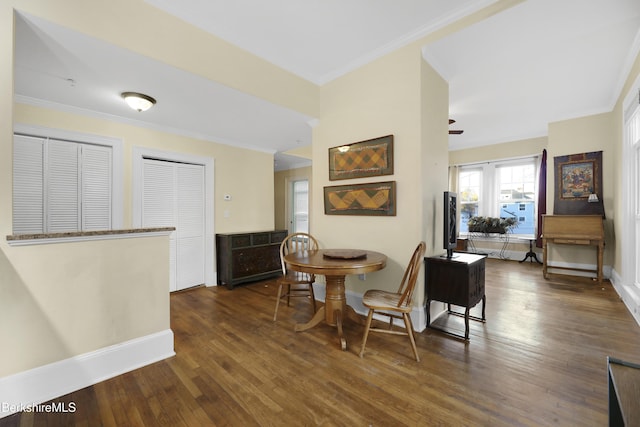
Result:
[271, 231, 288, 243]
[231, 235, 251, 248]
[554, 239, 590, 245]
[252, 233, 270, 245]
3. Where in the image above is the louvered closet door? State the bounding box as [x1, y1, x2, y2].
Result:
[176, 164, 205, 290]
[142, 159, 177, 292]
[81, 144, 112, 230]
[47, 139, 80, 232]
[13, 135, 45, 234]
[142, 159, 205, 292]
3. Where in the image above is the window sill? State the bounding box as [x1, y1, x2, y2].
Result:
[6, 227, 175, 246]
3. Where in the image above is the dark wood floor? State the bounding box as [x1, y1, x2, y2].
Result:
[3, 259, 640, 426]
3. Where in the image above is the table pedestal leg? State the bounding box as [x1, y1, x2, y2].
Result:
[295, 275, 353, 350]
[294, 306, 325, 332]
[334, 309, 346, 350]
[324, 275, 346, 326]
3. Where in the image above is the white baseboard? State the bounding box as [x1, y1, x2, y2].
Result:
[470, 245, 612, 279]
[0, 329, 175, 418]
[610, 269, 640, 327]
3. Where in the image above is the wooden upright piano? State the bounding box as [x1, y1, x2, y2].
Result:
[542, 215, 604, 283]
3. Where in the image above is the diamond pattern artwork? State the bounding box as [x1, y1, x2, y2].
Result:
[329, 135, 393, 180]
[333, 145, 387, 175]
[324, 181, 396, 216]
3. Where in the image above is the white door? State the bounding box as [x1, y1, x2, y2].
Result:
[142, 158, 205, 291]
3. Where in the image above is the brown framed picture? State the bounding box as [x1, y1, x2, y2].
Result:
[553, 151, 604, 216]
[324, 181, 396, 216]
[560, 160, 595, 199]
[328, 135, 393, 180]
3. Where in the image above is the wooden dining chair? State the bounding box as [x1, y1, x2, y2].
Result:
[359, 241, 426, 361]
[273, 232, 318, 321]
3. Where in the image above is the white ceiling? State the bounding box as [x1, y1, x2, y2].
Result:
[424, 0, 640, 150]
[13, 1, 640, 169]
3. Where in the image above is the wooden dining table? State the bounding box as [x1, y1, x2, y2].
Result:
[283, 248, 387, 350]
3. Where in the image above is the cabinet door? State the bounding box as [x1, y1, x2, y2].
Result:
[468, 261, 485, 306]
[426, 258, 474, 307]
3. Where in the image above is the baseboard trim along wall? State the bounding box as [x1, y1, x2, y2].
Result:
[0, 329, 175, 419]
[610, 269, 640, 327]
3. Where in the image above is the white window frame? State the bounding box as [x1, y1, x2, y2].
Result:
[458, 166, 483, 230]
[12, 124, 123, 234]
[458, 156, 538, 238]
[622, 83, 640, 289]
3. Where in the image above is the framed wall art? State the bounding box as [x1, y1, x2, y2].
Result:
[553, 150, 604, 216]
[324, 181, 396, 216]
[328, 135, 393, 180]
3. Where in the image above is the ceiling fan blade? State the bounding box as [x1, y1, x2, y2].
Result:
[449, 130, 464, 135]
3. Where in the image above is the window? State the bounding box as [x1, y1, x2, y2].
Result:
[623, 101, 640, 288]
[13, 131, 119, 234]
[458, 157, 538, 236]
[459, 168, 482, 231]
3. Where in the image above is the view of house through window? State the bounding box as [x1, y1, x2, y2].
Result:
[459, 168, 482, 232]
[458, 158, 537, 236]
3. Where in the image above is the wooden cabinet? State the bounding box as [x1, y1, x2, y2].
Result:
[424, 253, 486, 339]
[216, 230, 288, 289]
[542, 215, 604, 283]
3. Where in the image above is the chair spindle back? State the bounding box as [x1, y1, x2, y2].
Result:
[396, 241, 426, 308]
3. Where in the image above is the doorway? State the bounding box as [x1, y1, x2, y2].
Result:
[289, 179, 309, 233]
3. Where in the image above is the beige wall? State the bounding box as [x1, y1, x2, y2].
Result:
[448, 110, 626, 272]
[4, 0, 638, 383]
[546, 112, 616, 267]
[274, 166, 312, 232]
[612, 50, 640, 274]
[447, 46, 640, 281]
[11, 0, 319, 118]
[0, 235, 169, 375]
[313, 43, 447, 303]
[449, 136, 548, 165]
[14, 103, 276, 233]
[420, 59, 450, 264]
[1, 0, 303, 378]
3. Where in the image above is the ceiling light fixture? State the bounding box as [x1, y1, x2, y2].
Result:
[121, 92, 156, 112]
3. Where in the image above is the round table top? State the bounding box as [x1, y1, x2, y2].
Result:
[284, 249, 387, 276]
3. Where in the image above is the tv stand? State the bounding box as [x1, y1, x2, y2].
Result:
[424, 253, 486, 340]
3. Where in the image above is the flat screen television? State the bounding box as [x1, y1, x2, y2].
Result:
[443, 191, 458, 258]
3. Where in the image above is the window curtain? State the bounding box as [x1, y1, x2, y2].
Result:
[536, 149, 547, 248]
[448, 165, 458, 191]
